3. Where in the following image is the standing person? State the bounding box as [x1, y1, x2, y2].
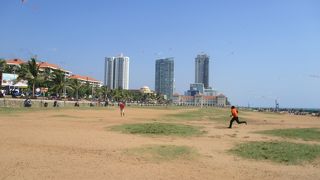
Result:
[119, 101, 125, 117]
[228, 106, 247, 128]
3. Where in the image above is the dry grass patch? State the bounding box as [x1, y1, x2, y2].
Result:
[230, 141, 320, 165]
[257, 128, 320, 142]
[125, 145, 197, 161]
[166, 108, 230, 122]
[111, 122, 204, 136]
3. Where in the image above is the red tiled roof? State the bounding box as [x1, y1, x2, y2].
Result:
[38, 62, 60, 69]
[5, 59, 71, 73]
[37, 62, 70, 73]
[69, 74, 100, 83]
[204, 96, 217, 100]
[181, 96, 194, 100]
[6, 59, 25, 65]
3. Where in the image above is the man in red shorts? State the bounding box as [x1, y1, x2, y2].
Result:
[119, 101, 125, 117]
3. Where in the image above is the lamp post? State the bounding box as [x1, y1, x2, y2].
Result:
[0, 65, 5, 106]
[0, 66, 3, 97]
[92, 83, 94, 99]
[12, 66, 19, 93]
[63, 74, 66, 98]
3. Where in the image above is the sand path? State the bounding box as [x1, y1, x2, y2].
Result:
[0, 107, 319, 180]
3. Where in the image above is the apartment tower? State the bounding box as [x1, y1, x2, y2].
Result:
[155, 58, 174, 100]
[104, 54, 129, 90]
[195, 53, 210, 88]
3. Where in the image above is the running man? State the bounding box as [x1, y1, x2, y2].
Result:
[228, 106, 247, 128]
[119, 102, 125, 117]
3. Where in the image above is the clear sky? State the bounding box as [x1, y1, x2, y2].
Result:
[1, 0, 319, 108]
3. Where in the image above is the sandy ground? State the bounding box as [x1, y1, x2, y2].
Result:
[0, 107, 319, 180]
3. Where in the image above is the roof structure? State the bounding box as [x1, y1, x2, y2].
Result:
[5, 59, 25, 65]
[69, 74, 101, 83]
[38, 62, 71, 73]
[5, 58, 102, 84]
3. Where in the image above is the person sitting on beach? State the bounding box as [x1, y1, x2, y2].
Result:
[24, 98, 32, 107]
[74, 101, 80, 107]
[53, 100, 59, 107]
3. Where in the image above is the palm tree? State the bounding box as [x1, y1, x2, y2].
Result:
[69, 78, 83, 100]
[93, 86, 104, 100]
[0, 60, 6, 90]
[132, 92, 143, 103]
[50, 70, 70, 97]
[41, 68, 52, 88]
[0, 59, 6, 73]
[84, 81, 92, 99]
[100, 86, 109, 101]
[110, 89, 122, 102]
[17, 58, 41, 97]
[28, 58, 41, 97]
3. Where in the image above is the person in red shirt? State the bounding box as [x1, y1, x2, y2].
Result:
[119, 102, 125, 117]
[228, 106, 247, 128]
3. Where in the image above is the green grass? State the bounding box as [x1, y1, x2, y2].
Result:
[111, 122, 204, 136]
[257, 128, 320, 141]
[167, 108, 231, 122]
[126, 145, 197, 161]
[230, 141, 320, 165]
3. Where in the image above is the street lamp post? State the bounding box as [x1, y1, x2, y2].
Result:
[63, 75, 66, 98]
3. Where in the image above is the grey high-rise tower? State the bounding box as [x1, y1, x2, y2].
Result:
[155, 58, 174, 100]
[104, 54, 129, 90]
[195, 53, 210, 88]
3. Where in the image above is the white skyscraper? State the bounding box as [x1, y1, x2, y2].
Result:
[104, 54, 129, 90]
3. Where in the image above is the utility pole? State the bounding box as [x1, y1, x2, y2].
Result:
[200, 95, 203, 108]
[275, 99, 279, 112]
[92, 84, 94, 99]
[63, 75, 66, 98]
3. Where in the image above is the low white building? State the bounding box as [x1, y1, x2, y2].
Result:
[172, 94, 227, 107]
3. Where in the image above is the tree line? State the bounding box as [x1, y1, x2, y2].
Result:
[0, 58, 166, 104]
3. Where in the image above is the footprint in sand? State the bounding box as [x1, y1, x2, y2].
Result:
[225, 134, 237, 138]
[208, 135, 222, 139]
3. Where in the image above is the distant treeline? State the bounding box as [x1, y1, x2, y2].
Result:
[249, 107, 320, 114]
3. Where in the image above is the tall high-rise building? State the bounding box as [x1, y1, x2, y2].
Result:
[104, 54, 129, 90]
[195, 53, 210, 88]
[155, 58, 174, 100]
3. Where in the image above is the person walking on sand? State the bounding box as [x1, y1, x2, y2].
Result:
[228, 106, 247, 128]
[119, 101, 125, 117]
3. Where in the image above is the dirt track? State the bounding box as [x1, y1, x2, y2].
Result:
[0, 107, 319, 180]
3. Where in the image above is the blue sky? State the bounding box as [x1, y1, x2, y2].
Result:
[1, 0, 320, 108]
